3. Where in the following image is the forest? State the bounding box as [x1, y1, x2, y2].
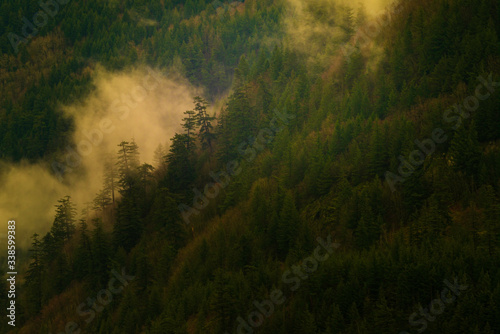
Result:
[1, 0, 500, 333]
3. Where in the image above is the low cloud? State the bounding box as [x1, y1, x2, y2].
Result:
[283, 0, 395, 68]
[0, 66, 201, 247]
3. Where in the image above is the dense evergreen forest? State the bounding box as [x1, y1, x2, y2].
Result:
[1, 0, 500, 333]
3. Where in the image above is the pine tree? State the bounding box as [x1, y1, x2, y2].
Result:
[257, 77, 273, 118]
[215, 108, 234, 164]
[152, 188, 186, 250]
[50, 196, 77, 244]
[182, 108, 197, 151]
[325, 303, 345, 333]
[137, 163, 155, 194]
[226, 85, 255, 148]
[41, 232, 57, 265]
[209, 269, 236, 331]
[373, 292, 397, 332]
[114, 195, 142, 253]
[93, 188, 112, 212]
[153, 143, 166, 168]
[117, 141, 131, 178]
[249, 180, 270, 231]
[448, 121, 481, 178]
[25, 233, 43, 316]
[103, 157, 117, 204]
[277, 191, 300, 259]
[116, 140, 140, 193]
[270, 45, 283, 80]
[81, 202, 92, 222]
[91, 218, 111, 286]
[234, 54, 249, 86]
[73, 219, 92, 280]
[298, 308, 317, 334]
[478, 185, 500, 255]
[193, 96, 215, 152]
[341, 6, 355, 38]
[368, 123, 387, 177]
[165, 133, 196, 195]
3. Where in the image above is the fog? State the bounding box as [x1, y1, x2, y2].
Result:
[283, 0, 395, 68]
[0, 0, 398, 248]
[0, 66, 201, 247]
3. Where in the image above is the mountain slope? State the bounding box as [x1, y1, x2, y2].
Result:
[2, 0, 500, 333]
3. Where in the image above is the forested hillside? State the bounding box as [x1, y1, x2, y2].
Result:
[1, 0, 500, 333]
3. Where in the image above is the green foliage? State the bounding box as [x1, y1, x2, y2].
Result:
[277, 191, 300, 259]
[24, 234, 43, 316]
[165, 133, 196, 196]
[50, 196, 77, 244]
[91, 218, 111, 287]
[448, 121, 481, 178]
[182, 108, 197, 152]
[12, 0, 500, 332]
[194, 96, 216, 152]
[114, 194, 142, 252]
[116, 140, 141, 193]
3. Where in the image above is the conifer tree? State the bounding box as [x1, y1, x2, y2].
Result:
[93, 188, 112, 212]
[182, 108, 197, 151]
[153, 143, 166, 168]
[137, 163, 155, 193]
[209, 269, 236, 331]
[91, 218, 111, 286]
[50, 196, 77, 244]
[165, 133, 196, 195]
[277, 191, 300, 259]
[448, 121, 481, 178]
[152, 188, 186, 249]
[25, 233, 43, 315]
[116, 139, 140, 193]
[103, 157, 117, 204]
[194, 96, 215, 152]
[114, 196, 142, 253]
[369, 123, 387, 177]
[325, 303, 345, 334]
[478, 185, 500, 255]
[341, 6, 355, 38]
[73, 219, 92, 279]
